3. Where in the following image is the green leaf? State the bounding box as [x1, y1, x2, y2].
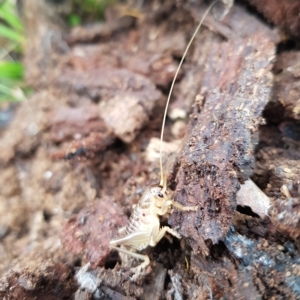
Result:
[0, 61, 24, 80]
[0, 3, 24, 32]
[0, 23, 24, 43]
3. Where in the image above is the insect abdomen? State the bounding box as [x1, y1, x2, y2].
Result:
[125, 188, 155, 236]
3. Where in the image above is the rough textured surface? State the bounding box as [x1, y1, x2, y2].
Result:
[245, 0, 300, 38]
[61, 198, 128, 267]
[1, 0, 300, 299]
[0, 263, 77, 300]
[169, 4, 275, 250]
[264, 51, 300, 123]
[49, 104, 111, 143]
[54, 68, 162, 143]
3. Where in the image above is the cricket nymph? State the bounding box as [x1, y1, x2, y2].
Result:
[110, 184, 197, 270]
[123, 185, 174, 251]
[109, 1, 220, 271]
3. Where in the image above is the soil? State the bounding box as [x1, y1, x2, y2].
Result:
[0, 0, 300, 299]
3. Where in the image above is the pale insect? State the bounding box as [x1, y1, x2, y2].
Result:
[109, 1, 219, 271]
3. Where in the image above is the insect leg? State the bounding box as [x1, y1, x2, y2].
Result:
[110, 231, 150, 248]
[171, 200, 197, 211]
[155, 200, 197, 216]
[155, 200, 173, 215]
[150, 226, 181, 247]
[110, 245, 150, 269]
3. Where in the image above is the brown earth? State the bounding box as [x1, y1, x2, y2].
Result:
[0, 0, 300, 299]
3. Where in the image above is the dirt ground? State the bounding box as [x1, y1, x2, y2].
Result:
[0, 0, 300, 299]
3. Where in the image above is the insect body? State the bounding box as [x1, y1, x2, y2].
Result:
[110, 185, 196, 270]
[110, 0, 221, 270]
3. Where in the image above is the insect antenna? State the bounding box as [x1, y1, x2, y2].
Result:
[159, 0, 219, 192]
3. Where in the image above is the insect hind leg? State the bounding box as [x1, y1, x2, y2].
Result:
[110, 245, 150, 269]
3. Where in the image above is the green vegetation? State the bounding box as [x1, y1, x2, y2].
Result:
[0, 0, 123, 102]
[0, 0, 26, 102]
[68, 0, 121, 26]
